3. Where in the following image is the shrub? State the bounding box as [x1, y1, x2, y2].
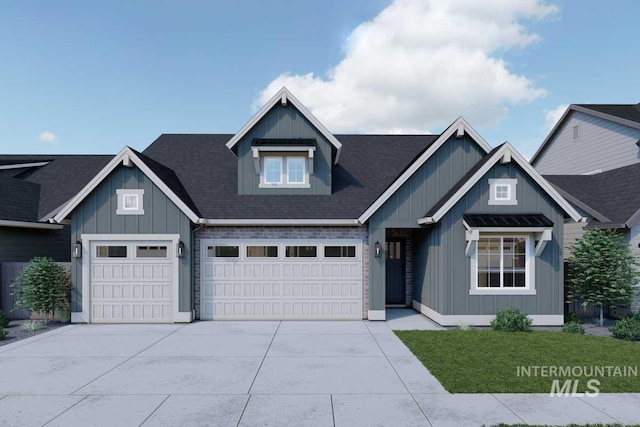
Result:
[0, 328, 7, 340]
[23, 320, 43, 333]
[490, 308, 532, 332]
[10, 257, 71, 324]
[610, 315, 640, 341]
[0, 310, 9, 328]
[562, 321, 585, 334]
[458, 322, 472, 331]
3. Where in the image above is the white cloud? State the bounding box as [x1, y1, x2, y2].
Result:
[257, 0, 557, 133]
[544, 104, 568, 132]
[38, 131, 58, 144]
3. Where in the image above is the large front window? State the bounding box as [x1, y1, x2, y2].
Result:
[476, 235, 528, 289]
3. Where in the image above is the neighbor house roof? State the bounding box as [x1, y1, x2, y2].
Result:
[544, 162, 640, 228]
[0, 155, 113, 223]
[531, 103, 640, 165]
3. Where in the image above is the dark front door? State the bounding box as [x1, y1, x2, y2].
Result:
[385, 239, 406, 305]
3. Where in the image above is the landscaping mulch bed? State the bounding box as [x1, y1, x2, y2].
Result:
[0, 319, 67, 347]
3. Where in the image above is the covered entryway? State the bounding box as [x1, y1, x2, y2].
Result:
[86, 237, 178, 323]
[200, 239, 363, 320]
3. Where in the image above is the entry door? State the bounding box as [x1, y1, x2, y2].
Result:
[385, 239, 406, 305]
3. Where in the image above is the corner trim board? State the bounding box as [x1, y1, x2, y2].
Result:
[368, 310, 386, 321]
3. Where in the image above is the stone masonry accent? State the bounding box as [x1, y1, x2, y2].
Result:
[193, 226, 369, 320]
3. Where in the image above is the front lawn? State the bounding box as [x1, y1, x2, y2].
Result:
[395, 330, 640, 393]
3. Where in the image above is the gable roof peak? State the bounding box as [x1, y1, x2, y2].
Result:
[225, 86, 343, 164]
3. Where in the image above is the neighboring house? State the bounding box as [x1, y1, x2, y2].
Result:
[0, 155, 112, 317]
[43, 88, 580, 326]
[531, 103, 640, 313]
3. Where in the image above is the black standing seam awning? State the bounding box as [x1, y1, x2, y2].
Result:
[252, 138, 316, 147]
[463, 213, 553, 228]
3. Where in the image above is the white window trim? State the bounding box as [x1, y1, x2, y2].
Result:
[467, 231, 538, 295]
[488, 179, 517, 206]
[259, 155, 311, 188]
[116, 189, 144, 215]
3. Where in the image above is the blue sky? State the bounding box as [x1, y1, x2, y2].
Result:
[1, 0, 638, 158]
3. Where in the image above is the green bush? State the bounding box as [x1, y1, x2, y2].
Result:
[22, 320, 42, 333]
[610, 315, 640, 341]
[10, 257, 71, 324]
[0, 310, 9, 328]
[490, 308, 532, 332]
[0, 328, 7, 340]
[562, 321, 585, 334]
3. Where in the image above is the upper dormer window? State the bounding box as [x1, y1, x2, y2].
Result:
[260, 154, 308, 187]
[252, 139, 315, 189]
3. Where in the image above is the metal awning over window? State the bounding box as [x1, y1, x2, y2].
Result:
[463, 213, 553, 228]
[463, 213, 553, 257]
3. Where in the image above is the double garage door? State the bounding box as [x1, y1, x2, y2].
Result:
[200, 239, 363, 320]
[89, 240, 175, 323]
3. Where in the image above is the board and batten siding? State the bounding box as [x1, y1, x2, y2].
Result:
[414, 162, 566, 317]
[535, 111, 640, 175]
[368, 134, 486, 311]
[70, 165, 193, 313]
[236, 103, 332, 195]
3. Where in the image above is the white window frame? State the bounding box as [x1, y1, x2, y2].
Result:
[472, 234, 531, 291]
[488, 179, 517, 206]
[116, 189, 144, 215]
[259, 154, 311, 188]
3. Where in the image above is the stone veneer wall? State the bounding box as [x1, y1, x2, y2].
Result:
[386, 229, 414, 306]
[194, 226, 369, 320]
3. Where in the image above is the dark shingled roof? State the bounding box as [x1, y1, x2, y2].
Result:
[142, 133, 440, 219]
[0, 176, 41, 222]
[9, 155, 113, 220]
[463, 213, 553, 228]
[424, 144, 505, 217]
[545, 162, 640, 227]
[576, 103, 640, 125]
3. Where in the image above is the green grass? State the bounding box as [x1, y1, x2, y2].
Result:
[395, 330, 640, 393]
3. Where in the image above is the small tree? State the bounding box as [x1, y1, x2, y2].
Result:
[10, 257, 71, 324]
[567, 229, 639, 326]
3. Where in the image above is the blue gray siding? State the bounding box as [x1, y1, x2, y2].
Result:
[535, 111, 640, 175]
[414, 162, 566, 317]
[368, 135, 486, 311]
[70, 165, 193, 313]
[236, 103, 332, 195]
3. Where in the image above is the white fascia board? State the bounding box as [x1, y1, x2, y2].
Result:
[0, 161, 50, 170]
[226, 87, 342, 164]
[0, 219, 64, 230]
[53, 147, 200, 224]
[418, 143, 583, 225]
[199, 218, 361, 226]
[358, 117, 492, 224]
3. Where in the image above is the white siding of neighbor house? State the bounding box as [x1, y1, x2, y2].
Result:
[535, 111, 640, 175]
[563, 220, 588, 261]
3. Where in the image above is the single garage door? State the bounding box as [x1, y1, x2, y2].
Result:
[200, 239, 363, 320]
[89, 240, 174, 323]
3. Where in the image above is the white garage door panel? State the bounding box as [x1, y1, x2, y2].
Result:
[201, 239, 363, 320]
[90, 241, 173, 323]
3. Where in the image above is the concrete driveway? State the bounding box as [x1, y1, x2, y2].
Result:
[0, 312, 637, 426]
